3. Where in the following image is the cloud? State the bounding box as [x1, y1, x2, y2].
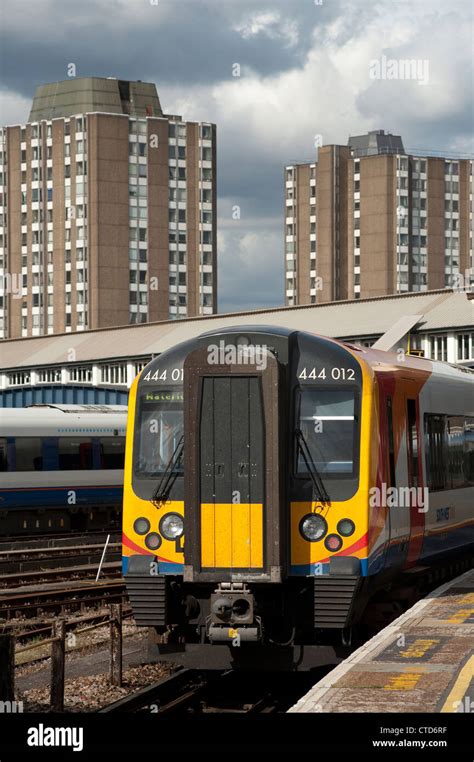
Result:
[218, 220, 283, 313]
[0, 0, 472, 314]
[233, 10, 299, 48]
[0, 90, 31, 125]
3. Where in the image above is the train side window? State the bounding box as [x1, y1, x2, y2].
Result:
[406, 399, 419, 488]
[424, 414, 446, 491]
[446, 416, 464, 489]
[99, 437, 126, 469]
[465, 418, 474, 485]
[14, 437, 43, 471]
[58, 438, 93, 470]
[0, 438, 8, 471]
[386, 397, 396, 488]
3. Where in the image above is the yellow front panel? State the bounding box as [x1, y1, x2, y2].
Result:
[249, 503, 263, 568]
[200, 503, 263, 569]
[215, 504, 233, 567]
[200, 504, 216, 568]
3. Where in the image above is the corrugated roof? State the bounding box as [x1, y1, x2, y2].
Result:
[1, 289, 472, 370]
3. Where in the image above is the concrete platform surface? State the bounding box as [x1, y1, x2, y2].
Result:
[289, 568, 474, 713]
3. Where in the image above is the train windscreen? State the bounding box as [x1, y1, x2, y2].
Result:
[134, 390, 184, 477]
[297, 387, 358, 478]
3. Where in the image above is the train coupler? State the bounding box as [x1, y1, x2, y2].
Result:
[208, 582, 261, 642]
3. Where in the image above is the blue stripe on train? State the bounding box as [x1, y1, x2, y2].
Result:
[0, 486, 123, 509]
[290, 559, 369, 576]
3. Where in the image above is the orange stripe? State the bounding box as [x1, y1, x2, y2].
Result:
[319, 531, 368, 564]
[122, 532, 174, 564]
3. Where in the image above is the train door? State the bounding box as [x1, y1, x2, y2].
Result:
[377, 381, 411, 570]
[183, 343, 284, 583]
[199, 376, 264, 570]
[405, 397, 425, 564]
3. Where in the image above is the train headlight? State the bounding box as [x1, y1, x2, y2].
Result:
[337, 519, 355, 537]
[159, 513, 184, 540]
[134, 517, 150, 535]
[299, 513, 327, 542]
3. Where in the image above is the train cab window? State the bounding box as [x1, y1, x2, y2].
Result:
[296, 388, 358, 477]
[99, 437, 126, 469]
[14, 437, 43, 471]
[58, 438, 93, 470]
[135, 390, 183, 476]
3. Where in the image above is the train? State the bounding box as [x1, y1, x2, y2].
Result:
[122, 326, 474, 669]
[0, 404, 127, 534]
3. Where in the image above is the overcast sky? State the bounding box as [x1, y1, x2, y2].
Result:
[1, 0, 472, 313]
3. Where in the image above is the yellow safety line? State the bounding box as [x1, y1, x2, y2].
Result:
[441, 655, 474, 713]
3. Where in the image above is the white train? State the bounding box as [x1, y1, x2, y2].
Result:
[0, 404, 127, 534]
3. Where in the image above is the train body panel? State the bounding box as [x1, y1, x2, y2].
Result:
[0, 404, 127, 533]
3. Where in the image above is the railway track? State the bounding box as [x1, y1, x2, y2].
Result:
[0, 578, 127, 620]
[99, 668, 320, 715]
[0, 560, 122, 589]
[0, 530, 121, 552]
[0, 531, 122, 587]
[0, 542, 121, 576]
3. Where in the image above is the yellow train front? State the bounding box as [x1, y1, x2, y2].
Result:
[122, 326, 474, 670]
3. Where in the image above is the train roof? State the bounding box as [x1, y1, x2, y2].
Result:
[0, 405, 127, 435]
[23, 404, 128, 413]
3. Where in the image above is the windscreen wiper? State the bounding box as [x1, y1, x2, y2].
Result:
[295, 428, 330, 504]
[152, 434, 184, 505]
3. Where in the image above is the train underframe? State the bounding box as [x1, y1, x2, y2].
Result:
[126, 550, 474, 671]
[126, 560, 370, 670]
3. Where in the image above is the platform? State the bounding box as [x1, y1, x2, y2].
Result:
[289, 568, 474, 713]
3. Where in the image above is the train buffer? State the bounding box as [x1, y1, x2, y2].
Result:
[289, 568, 474, 713]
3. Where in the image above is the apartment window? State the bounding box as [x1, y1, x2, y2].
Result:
[201, 125, 212, 140]
[429, 335, 448, 362]
[457, 333, 473, 361]
[100, 364, 127, 385]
